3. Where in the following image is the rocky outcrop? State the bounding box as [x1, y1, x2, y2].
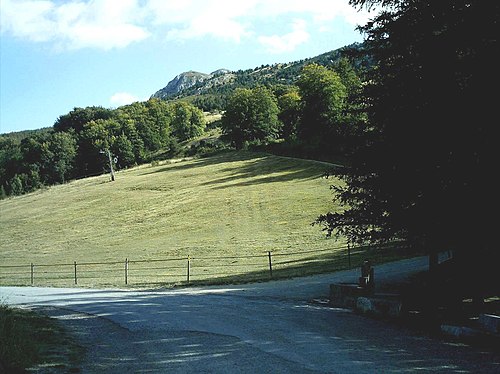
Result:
[151, 69, 232, 99]
[152, 71, 210, 99]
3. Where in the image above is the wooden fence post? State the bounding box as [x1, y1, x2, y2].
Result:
[74, 261, 77, 285]
[187, 256, 191, 284]
[268, 251, 273, 279]
[30, 263, 34, 286]
[125, 258, 129, 285]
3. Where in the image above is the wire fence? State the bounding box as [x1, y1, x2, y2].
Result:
[0, 244, 381, 288]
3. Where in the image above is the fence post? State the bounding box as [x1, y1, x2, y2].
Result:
[187, 256, 191, 284]
[268, 251, 273, 279]
[347, 244, 351, 269]
[30, 263, 34, 286]
[125, 258, 129, 285]
[74, 261, 77, 285]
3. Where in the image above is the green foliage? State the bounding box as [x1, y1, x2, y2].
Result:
[319, 0, 499, 257]
[117, 99, 171, 152]
[0, 137, 22, 194]
[54, 106, 114, 133]
[78, 119, 115, 176]
[169, 101, 205, 141]
[192, 94, 228, 112]
[48, 132, 78, 183]
[0, 127, 52, 144]
[0, 97, 211, 197]
[156, 43, 366, 113]
[296, 64, 348, 145]
[9, 174, 23, 196]
[112, 133, 136, 168]
[221, 86, 280, 149]
[277, 86, 301, 142]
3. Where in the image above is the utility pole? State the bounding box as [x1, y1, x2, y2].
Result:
[100, 149, 115, 181]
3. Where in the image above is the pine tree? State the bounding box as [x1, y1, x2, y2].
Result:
[318, 0, 498, 263]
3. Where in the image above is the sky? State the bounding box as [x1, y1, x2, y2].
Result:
[0, 0, 376, 134]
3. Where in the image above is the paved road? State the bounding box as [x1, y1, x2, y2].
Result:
[1, 257, 499, 373]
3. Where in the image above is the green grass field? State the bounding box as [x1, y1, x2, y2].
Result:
[0, 150, 411, 287]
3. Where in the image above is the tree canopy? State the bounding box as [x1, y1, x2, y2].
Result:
[317, 0, 498, 263]
[221, 86, 280, 149]
[0, 99, 207, 198]
[296, 64, 347, 146]
[169, 101, 205, 141]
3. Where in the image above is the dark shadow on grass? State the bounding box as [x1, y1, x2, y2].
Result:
[137, 150, 332, 188]
[137, 151, 260, 176]
[199, 153, 329, 189]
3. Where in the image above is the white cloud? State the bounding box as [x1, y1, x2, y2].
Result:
[150, 0, 256, 42]
[0, 0, 57, 42]
[1, 0, 150, 50]
[258, 20, 310, 54]
[165, 16, 249, 43]
[110, 92, 140, 106]
[0, 0, 377, 50]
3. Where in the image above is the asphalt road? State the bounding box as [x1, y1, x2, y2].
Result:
[1, 257, 499, 373]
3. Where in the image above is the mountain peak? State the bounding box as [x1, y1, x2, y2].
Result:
[152, 69, 230, 99]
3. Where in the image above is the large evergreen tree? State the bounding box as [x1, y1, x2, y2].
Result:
[318, 0, 498, 272]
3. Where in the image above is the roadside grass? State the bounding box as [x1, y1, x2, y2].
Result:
[0, 150, 419, 287]
[0, 304, 82, 372]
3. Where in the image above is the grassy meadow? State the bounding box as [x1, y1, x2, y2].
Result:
[0, 150, 410, 287]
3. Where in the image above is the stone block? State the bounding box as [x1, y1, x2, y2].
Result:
[329, 283, 366, 307]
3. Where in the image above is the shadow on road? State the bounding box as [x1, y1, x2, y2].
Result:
[26, 284, 500, 374]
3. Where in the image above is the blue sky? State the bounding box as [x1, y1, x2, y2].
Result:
[0, 0, 375, 134]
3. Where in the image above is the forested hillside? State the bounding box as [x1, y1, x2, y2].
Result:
[1, 43, 367, 199]
[152, 42, 369, 112]
[0, 100, 206, 198]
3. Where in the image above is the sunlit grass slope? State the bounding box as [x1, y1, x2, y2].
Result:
[0, 151, 344, 272]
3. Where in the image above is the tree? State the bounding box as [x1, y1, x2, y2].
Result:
[54, 106, 114, 133]
[9, 174, 23, 196]
[277, 87, 301, 142]
[169, 101, 205, 141]
[332, 57, 366, 132]
[221, 86, 280, 149]
[111, 133, 135, 169]
[118, 100, 172, 152]
[47, 131, 78, 183]
[296, 64, 347, 146]
[0, 137, 22, 196]
[115, 116, 146, 163]
[78, 119, 114, 176]
[318, 0, 498, 283]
